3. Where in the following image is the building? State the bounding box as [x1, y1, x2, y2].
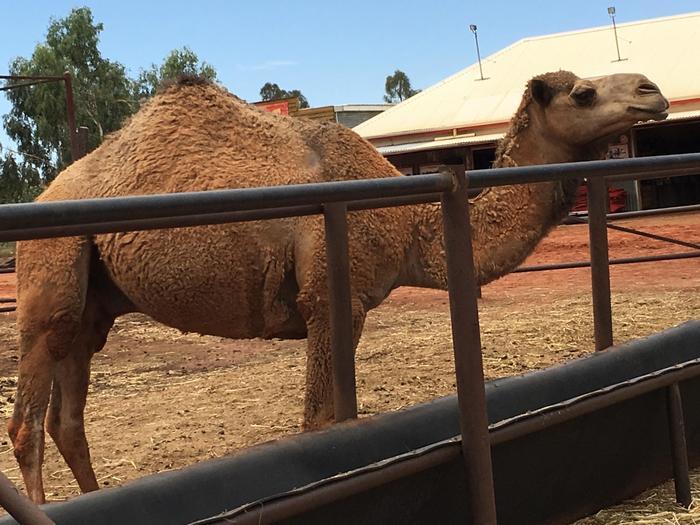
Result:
[354, 12, 700, 211]
[254, 97, 391, 128]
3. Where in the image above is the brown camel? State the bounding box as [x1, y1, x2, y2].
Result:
[8, 71, 668, 503]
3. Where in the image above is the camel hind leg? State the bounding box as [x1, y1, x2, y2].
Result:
[8, 236, 91, 503]
[46, 288, 115, 495]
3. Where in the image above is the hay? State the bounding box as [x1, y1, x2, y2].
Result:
[574, 470, 700, 524]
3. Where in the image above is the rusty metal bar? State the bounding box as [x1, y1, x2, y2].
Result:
[323, 202, 358, 422]
[0, 298, 15, 303]
[440, 165, 498, 524]
[587, 178, 613, 351]
[514, 250, 700, 273]
[0, 79, 58, 92]
[0, 471, 55, 525]
[0, 75, 65, 81]
[0, 268, 14, 274]
[0, 307, 15, 313]
[666, 382, 692, 508]
[602, 222, 700, 250]
[567, 215, 700, 250]
[63, 72, 80, 163]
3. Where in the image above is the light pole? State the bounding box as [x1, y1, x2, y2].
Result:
[608, 6, 623, 62]
[469, 24, 485, 81]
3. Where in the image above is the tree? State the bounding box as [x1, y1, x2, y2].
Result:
[133, 47, 218, 99]
[384, 70, 420, 103]
[0, 152, 42, 204]
[259, 82, 309, 108]
[2, 7, 134, 185]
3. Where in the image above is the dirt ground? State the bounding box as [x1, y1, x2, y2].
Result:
[0, 213, 698, 522]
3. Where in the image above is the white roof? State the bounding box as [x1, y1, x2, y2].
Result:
[375, 133, 504, 155]
[355, 12, 700, 140]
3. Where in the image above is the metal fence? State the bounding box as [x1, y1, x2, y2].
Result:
[1, 152, 700, 524]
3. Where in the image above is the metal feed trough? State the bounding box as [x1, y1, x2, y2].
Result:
[0, 153, 698, 524]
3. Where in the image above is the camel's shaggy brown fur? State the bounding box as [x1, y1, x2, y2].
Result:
[8, 70, 668, 503]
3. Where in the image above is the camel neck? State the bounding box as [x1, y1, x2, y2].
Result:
[397, 124, 602, 290]
[466, 128, 588, 284]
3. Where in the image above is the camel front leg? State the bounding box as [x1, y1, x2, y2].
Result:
[301, 299, 366, 430]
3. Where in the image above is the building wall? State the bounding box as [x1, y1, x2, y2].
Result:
[338, 110, 386, 129]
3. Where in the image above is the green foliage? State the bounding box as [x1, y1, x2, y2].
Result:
[133, 47, 218, 99]
[1, 8, 219, 203]
[3, 7, 134, 185]
[259, 82, 309, 109]
[384, 70, 420, 103]
[0, 152, 42, 204]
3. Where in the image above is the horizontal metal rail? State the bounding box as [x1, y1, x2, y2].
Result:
[0, 193, 442, 243]
[0, 154, 699, 243]
[514, 250, 700, 273]
[566, 215, 700, 251]
[0, 75, 65, 81]
[566, 203, 700, 222]
[0, 79, 59, 92]
[466, 152, 700, 188]
[0, 175, 452, 242]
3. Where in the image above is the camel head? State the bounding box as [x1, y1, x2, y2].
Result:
[526, 70, 669, 153]
[503, 70, 669, 216]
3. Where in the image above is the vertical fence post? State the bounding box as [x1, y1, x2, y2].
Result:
[323, 202, 358, 423]
[440, 165, 498, 524]
[62, 72, 80, 164]
[76, 126, 89, 160]
[586, 177, 614, 351]
[666, 383, 692, 507]
[0, 472, 55, 525]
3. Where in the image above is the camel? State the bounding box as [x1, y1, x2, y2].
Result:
[8, 71, 668, 503]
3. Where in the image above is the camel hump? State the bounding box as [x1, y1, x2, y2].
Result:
[16, 236, 92, 359]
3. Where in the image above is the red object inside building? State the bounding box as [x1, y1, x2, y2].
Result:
[572, 184, 627, 213]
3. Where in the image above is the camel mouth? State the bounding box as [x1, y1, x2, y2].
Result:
[628, 106, 669, 121]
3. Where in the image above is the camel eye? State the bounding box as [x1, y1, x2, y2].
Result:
[571, 86, 596, 106]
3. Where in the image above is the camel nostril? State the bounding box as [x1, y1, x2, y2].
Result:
[638, 82, 660, 95]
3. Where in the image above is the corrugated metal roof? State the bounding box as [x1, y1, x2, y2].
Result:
[355, 12, 700, 140]
[661, 109, 700, 122]
[376, 133, 504, 155]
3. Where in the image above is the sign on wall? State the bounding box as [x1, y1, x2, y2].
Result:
[256, 101, 290, 115]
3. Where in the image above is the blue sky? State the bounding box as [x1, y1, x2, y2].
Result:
[1, 0, 699, 152]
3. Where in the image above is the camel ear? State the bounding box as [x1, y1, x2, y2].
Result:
[530, 79, 554, 107]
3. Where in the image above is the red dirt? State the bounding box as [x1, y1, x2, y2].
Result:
[390, 212, 700, 305]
